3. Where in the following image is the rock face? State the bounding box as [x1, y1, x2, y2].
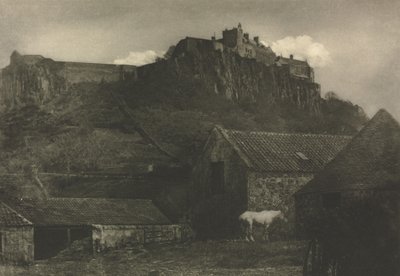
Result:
[166, 46, 322, 113]
[0, 51, 137, 108]
[1, 44, 320, 114]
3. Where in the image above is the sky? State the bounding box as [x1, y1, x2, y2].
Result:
[1, 0, 400, 120]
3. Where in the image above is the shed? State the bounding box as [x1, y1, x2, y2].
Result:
[192, 126, 351, 238]
[2, 198, 183, 261]
[295, 109, 400, 276]
[0, 202, 33, 263]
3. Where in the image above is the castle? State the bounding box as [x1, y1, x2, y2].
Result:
[0, 24, 318, 109]
[172, 23, 314, 81]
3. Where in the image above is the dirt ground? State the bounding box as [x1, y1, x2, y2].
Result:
[0, 240, 305, 276]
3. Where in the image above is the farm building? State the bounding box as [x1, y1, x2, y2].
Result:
[295, 109, 400, 276]
[0, 198, 184, 262]
[192, 126, 352, 238]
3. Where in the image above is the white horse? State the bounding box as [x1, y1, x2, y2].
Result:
[239, 210, 286, 242]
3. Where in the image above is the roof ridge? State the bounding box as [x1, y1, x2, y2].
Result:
[214, 125, 352, 173]
[1, 202, 33, 225]
[296, 109, 400, 194]
[46, 197, 152, 202]
[215, 127, 253, 168]
[222, 127, 352, 139]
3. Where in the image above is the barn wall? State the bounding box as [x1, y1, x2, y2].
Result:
[247, 172, 313, 211]
[295, 190, 400, 239]
[295, 190, 400, 274]
[0, 226, 34, 263]
[92, 224, 182, 252]
[192, 129, 249, 238]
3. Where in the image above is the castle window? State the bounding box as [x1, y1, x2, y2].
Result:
[210, 161, 225, 194]
[322, 192, 341, 209]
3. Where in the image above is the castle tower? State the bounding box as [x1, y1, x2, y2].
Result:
[222, 23, 244, 49]
[10, 50, 22, 64]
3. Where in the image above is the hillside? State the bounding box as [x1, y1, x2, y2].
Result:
[0, 30, 368, 220]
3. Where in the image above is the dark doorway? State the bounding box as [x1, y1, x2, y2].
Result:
[34, 226, 92, 260]
[210, 161, 225, 194]
[322, 192, 341, 209]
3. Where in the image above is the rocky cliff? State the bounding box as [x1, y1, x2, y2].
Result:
[139, 44, 322, 114]
[1, 45, 321, 114]
[0, 51, 137, 108]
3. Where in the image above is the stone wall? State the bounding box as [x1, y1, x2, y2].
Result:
[247, 172, 314, 211]
[61, 62, 137, 85]
[0, 226, 34, 263]
[92, 224, 183, 252]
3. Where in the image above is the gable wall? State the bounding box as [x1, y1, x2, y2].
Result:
[192, 129, 249, 238]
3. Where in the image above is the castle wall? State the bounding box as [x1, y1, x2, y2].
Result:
[254, 46, 276, 65]
[61, 62, 137, 85]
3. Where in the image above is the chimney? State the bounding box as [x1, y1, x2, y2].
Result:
[254, 36, 259, 45]
[244, 33, 249, 40]
[290, 54, 294, 60]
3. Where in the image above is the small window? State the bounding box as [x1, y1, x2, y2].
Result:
[210, 161, 225, 194]
[322, 193, 341, 209]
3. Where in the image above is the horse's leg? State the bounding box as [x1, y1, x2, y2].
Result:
[263, 224, 270, 242]
[244, 222, 250, 242]
[249, 222, 255, 242]
[241, 221, 248, 241]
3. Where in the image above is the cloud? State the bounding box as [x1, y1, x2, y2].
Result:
[269, 35, 332, 68]
[113, 50, 163, 66]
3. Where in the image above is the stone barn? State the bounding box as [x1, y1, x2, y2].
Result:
[0, 198, 184, 262]
[192, 126, 351, 239]
[295, 109, 400, 276]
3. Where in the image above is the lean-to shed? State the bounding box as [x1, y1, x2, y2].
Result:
[295, 109, 400, 276]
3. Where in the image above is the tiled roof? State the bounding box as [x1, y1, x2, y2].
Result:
[0, 202, 32, 226]
[7, 198, 171, 226]
[297, 109, 400, 194]
[217, 127, 352, 172]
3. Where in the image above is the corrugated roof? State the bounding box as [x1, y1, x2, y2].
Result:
[297, 109, 400, 194]
[6, 198, 171, 226]
[217, 127, 351, 172]
[0, 202, 32, 226]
